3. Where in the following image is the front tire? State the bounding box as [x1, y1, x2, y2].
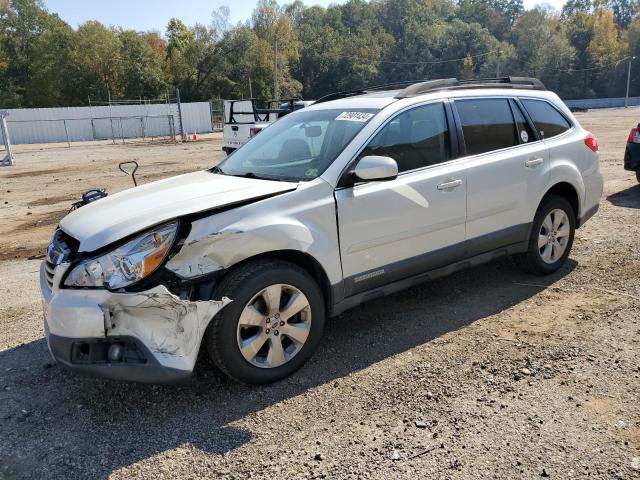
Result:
[513, 195, 575, 275]
[205, 260, 325, 384]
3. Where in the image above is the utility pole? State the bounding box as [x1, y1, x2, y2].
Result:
[496, 50, 501, 78]
[249, 76, 253, 98]
[625, 56, 635, 108]
[274, 39, 278, 102]
[176, 88, 186, 142]
[1, 111, 14, 166]
[108, 89, 116, 145]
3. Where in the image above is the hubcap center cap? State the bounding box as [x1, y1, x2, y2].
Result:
[266, 316, 281, 336]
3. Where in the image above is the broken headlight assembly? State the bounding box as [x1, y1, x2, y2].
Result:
[64, 222, 178, 289]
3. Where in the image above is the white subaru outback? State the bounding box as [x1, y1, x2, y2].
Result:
[41, 77, 603, 384]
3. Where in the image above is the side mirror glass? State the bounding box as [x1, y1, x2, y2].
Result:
[353, 155, 398, 182]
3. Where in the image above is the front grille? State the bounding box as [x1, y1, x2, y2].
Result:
[45, 229, 80, 290]
[44, 260, 56, 289]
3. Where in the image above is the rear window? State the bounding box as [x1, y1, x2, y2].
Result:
[521, 99, 571, 139]
[455, 98, 517, 156]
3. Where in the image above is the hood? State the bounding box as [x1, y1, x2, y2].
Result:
[60, 170, 297, 252]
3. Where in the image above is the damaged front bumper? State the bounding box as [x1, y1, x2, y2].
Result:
[40, 262, 230, 383]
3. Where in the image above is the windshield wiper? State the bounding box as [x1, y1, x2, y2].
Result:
[232, 171, 288, 181]
[219, 170, 298, 182]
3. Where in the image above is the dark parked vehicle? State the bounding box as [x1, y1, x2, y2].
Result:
[624, 124, 640, 183]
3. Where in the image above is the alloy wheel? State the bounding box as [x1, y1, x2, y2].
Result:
[236, 284, 312, 368]
[538, 208, 570, 264]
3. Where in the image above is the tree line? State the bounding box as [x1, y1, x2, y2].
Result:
[1, 0, 639, 108]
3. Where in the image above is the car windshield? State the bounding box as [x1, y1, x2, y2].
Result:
[215, 108, 379, 182]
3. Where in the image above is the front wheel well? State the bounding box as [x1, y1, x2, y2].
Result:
[198, 250, 333, 312]
[540, 182, 579, 221]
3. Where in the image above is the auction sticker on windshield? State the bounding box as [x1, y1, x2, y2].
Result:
[336, 111, 375, 122]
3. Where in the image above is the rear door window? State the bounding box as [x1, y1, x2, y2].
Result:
[521, 99, 571, 139]
[455, 98, 517, 156]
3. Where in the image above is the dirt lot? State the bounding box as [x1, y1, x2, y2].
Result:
[1, 111, 639, 479]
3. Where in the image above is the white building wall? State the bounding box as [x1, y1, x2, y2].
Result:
[0, 102, 212, 145]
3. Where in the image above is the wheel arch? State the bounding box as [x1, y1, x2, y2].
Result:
[194, 249, 334, 314]
[540, 182, 580, 222]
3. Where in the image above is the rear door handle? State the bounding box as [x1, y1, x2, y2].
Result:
[525, 157, 544, 168]
[437, 179, 463, 190]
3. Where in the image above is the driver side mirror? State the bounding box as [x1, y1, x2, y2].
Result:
[353, 155, 398, 182]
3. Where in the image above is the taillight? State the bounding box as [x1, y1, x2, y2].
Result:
[628, 127, 640, 144]
[584, 133, 599, 152]
[249, 127, 262, 138]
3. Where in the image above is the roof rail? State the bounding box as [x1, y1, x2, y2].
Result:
[397, 77, 546, 98]
[314, 89, 367, 104]
[314, 80, 427, 104]
[314, 77, 546, 105]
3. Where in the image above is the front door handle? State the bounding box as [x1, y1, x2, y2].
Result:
[437, 179, 463, 190]
[525, 157, 544, 168]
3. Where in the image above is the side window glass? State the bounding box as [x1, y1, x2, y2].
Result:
[455, 98, 517, 156]
[360, 103, 451, 173]
[521, 99, 571, 139]
[510, 100, 535, 144]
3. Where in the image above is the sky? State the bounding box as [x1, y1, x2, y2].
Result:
[43, 0, 567, 33]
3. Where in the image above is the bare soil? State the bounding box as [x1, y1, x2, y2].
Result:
[0, 113, 639, 479]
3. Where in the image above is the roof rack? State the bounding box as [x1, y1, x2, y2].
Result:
[314, 80, 427, 104]
[396, 77, 546, 97]
[314, 77, 546, 105]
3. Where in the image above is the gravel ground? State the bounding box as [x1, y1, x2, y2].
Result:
[0, 111, 639, 479]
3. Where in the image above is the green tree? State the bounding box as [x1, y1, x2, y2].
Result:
[72, 21, 123, 100]
[0, 0, 59, 106]
[118, 29, 169, 99]
[512, 8, 577, 96]
[457, 0, 524, 40]
[24, 14, 75, 106]
[587, 9, 627, 96]
[165, 17, 195, 89]
[1, 0, 639, 108]
[251, 0, 301, 98]
[607, 0, 638, 27]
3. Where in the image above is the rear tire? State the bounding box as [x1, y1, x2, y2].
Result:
[204, 259, 325, 384]
[513, 195, 575, 275]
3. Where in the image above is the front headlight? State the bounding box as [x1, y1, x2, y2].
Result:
[64, 222, 178, 289]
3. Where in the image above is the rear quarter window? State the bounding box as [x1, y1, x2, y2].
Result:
[521, 99, 571, 139]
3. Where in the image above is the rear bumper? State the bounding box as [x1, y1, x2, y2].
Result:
[577, 203, 599, 228]
[624, 144, 640, 171]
